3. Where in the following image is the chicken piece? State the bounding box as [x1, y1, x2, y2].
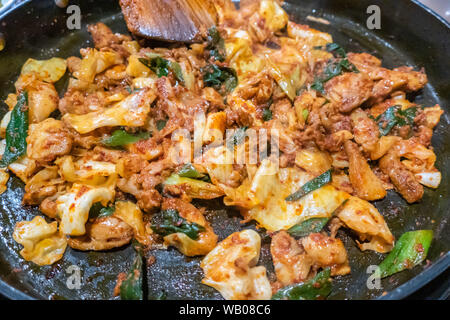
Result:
[346, 52, 382, 73]
[22, 166, 62, 205]
[67, 216, 133, 251]
[301, 233, 351, 276]
[26, 118, 73, 163]
[347, 53, 427, 105]
[270, 231, 312, 286]
[350, 108, 379, 152]
[87, 22, 131, 50]
[270, 231, 350, 287]
[344, 140, 386, 201]
[160, 198, 218, 256]
[379, 150, 424, 203]
[325, 72, 373, 113]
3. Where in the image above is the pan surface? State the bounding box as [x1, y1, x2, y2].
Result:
[0, 0, 448, 300]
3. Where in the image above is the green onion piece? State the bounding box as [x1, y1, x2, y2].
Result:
[120, 244, 144, 300]
[378, 230, 433, 278]
[151, 209, 205, 240]
[102, 129, 150, 147]
[178, 163, 210, 181]
[272, 268, 332, 300]
[0, 91, 29, 167]
[286, 169, 332, 201]
[287, 217, 330, 238]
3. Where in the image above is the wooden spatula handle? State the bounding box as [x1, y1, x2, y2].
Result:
[120, 0, 218, 43]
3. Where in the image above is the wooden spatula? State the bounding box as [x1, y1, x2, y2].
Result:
[120, 0, 218, 43]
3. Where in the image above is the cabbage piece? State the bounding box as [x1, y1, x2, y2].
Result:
[225, 159, 350, 231]
[337, 196, 394, 253]
[164, 174, 224, 199]
[13, 216, 67, 266]
[56, 155, 117, 185]
[259, 0, 288, 32]
[414, 171, 441, 189]
[21, 57, 67, 83]
[73, 48, 122, 83]
[113, 201, 150, 246]
[56, 176, 116, 236]
[8, 156, 38, 183]
[201, 229, 271, 300]
[63, 88, 155, 134]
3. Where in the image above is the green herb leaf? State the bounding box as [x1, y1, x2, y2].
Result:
[151, 209, 206, 240]
[262, 108, 273, 121]
[314, 43, 347, 58]
[272, 268, 332, 300]
[310, 56, 359, 94]
[120, 245, 144, 300]
[378, 230, 433, 278]
[325, 42, 347, 58]
[227, 126, 248, 149]
[206, 26, 226, 62]
[139, 57, 184, 84]
[375, 105, 418, 137]
[102, 129, 150, 147]
[286, 169, 332, 201]
[287, 218, 330, 238]
[0, 91, 29, 167]
[202, 64, 238, 94]
[396, 106, 418, 126]
[89, 202, 115, 219]
[178, 163, 210, 182]
[156, 119, 167, 131]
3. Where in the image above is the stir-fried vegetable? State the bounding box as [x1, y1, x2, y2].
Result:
[311, 43, 359, 94]
[139, 56, 184, 84]
[272, 268, 332, 300]
[227, 126, 248, 149]
[311, 59, 359, 94]
[0, 91, 29, 167]
[156, 119, 167, 131]
[206, 26, 226, 62]
[375, 105, 419, 136]
[262, 108, 273, 121]
[202, 64, 238, 94]
[89, 202, 115, 219]
[120, 243, 144, 300]
[151, 209, 206, 240]
[178, 163, 210, 182]
[378, 230, 433, 278]
[285, 169, 332, 201]
[102, 129, 150, 147]
[287, 217, 329, 238]
[314, 42, 348, 58]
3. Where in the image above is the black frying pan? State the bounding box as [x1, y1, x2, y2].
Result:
[0, 0, 449, 300]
